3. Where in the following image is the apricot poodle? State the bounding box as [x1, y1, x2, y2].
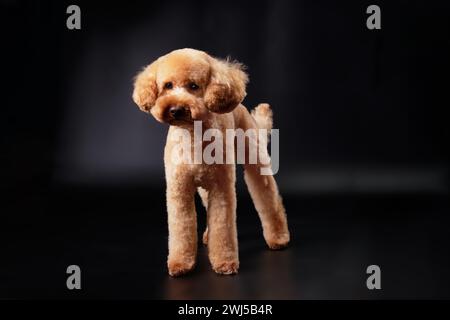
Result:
[132, 48, 290, 276]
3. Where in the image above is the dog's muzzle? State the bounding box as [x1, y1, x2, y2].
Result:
[166, 105, 192, 122]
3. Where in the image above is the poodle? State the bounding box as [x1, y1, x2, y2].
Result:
[132, 48, 290, 276]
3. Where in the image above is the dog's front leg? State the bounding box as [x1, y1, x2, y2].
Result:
[206, 167, 239, 275]
[166, 171, 197, 277]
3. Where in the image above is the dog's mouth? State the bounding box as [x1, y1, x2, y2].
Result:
[168, 118, 193, 126]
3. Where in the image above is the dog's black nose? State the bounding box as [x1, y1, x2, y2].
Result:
[169, 106, 185, 119]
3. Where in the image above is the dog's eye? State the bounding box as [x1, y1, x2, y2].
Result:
[189, 82, 199, 90]
[164, 82, 173, 90]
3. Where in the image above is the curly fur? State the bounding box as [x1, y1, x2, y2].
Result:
[132, 48, 290, 276]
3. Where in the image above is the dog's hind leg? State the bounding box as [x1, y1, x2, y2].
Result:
[197, 187, 209, 245]
[244, 165, 290, 249]
[237, 104, 290, 249]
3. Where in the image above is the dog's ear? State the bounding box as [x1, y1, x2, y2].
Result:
[132, 60, 159, 112]
[204, 56, 248, 114]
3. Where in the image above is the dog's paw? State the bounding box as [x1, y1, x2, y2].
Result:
[212, 261, 239, 275]
[167, 260, 195, 277]
[266, 233, 290, 250]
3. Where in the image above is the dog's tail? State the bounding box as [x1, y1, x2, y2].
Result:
[251, 103, 273, 131]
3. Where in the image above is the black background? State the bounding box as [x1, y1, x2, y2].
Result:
[1, 0, 449, 299]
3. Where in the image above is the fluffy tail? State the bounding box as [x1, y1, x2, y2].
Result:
[251, 103, 273, 131]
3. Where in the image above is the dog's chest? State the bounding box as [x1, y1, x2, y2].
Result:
[192, 162, 226, 188]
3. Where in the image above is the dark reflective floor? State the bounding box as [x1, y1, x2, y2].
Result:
[1, 187, 449, 299]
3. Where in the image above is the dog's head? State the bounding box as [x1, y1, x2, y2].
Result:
[132, 48, 248, 125]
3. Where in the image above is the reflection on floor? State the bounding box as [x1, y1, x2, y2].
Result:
[1, 186, 449, 299]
